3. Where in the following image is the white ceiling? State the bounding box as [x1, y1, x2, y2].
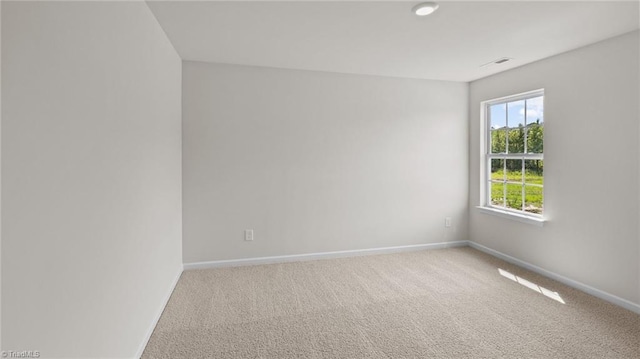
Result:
[147, 1, 639, 82]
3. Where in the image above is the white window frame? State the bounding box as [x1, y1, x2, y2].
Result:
[478, 89, 545, 226]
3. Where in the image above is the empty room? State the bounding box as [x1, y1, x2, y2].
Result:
[1, 0, 639, 358]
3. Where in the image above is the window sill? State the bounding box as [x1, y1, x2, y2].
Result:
[476, 206, 545, 227]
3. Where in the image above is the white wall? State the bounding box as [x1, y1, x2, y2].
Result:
[2, 2, 182, 357]
[469, 31, 640, 305]
[183, 61, 468, 264]
[0, 0, 3, 350]
[637, 1, 640, 313]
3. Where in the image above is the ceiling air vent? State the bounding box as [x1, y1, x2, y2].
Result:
[481, 57, 513, 68]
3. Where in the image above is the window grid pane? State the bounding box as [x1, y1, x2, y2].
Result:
[521, 159, 525, 211]
[525, 185, 543, 214]
[505, 183, 522, 210]
[490, 181, 505, 207]
[524, 99, 527, 154]
[490, 129, 506, 153]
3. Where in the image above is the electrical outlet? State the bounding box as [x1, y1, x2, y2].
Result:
[244, 229, 254, 241]
[445, 217, 452, 228]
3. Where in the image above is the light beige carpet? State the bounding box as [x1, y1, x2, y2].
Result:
[142, 247, 639, 358]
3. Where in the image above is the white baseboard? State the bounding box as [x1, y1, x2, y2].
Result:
[135, 265, 184, 359]
[467, 241, 640, 314]
[183, 241, 468, 270]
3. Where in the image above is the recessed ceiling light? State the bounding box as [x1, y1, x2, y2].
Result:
[413, 2, 439, 16]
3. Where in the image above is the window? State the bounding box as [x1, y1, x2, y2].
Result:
[481, 89, 544, 222]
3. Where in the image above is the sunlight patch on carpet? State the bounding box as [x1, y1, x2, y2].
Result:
[499, 268, 565, 304]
